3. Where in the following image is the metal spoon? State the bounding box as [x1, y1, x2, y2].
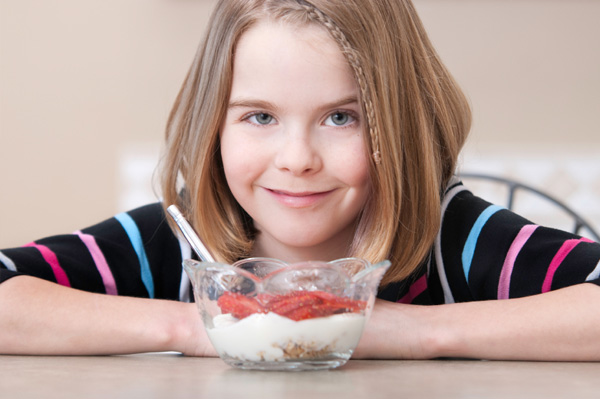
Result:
[166, 204, 216, 262]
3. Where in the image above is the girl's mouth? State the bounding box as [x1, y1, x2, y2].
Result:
[265, 188, 334, 208]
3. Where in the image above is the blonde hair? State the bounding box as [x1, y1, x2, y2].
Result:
[160, 0, 471, 286]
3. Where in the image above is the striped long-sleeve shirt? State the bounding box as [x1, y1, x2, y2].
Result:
[1, 181, 599, 304]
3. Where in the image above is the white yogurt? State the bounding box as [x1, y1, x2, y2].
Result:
[207, 312, 366, 362]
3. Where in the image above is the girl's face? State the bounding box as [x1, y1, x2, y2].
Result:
[220, 20, 371, 262]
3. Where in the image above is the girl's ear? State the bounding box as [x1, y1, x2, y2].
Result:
[372, 150, 381, 165]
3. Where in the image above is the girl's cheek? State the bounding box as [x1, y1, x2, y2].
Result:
[221, 133, 265, 184]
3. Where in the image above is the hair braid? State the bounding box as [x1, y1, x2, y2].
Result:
[298, 1, 382, 165]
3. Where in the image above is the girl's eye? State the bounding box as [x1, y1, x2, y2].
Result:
[324, 111, 354, 127]
[248, 113, 274, 125]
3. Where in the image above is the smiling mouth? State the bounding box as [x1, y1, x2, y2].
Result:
[270, 189, 329, 196]
[266, 188, 334, 208]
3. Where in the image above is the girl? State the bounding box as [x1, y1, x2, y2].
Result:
[1, 0, 599, 360]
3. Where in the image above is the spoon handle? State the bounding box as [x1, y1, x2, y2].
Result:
[166, 205, 216, 262]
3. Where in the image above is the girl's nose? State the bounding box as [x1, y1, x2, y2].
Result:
[273, 126, 322, 175]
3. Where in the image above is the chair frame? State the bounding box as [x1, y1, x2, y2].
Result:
[459, 172, 600, 242]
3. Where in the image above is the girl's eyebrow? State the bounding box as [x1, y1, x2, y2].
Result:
[227, 96, 359, 111]
[321, 96, 359, 110]
[228, 99, 279, 111]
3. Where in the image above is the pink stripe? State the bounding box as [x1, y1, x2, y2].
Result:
[75, 231, 118, 296]
[24, 243, 71, 287]
[542, 237, 594, 293]
[498, 225, 539, 299]
[397, 274, 427, 304]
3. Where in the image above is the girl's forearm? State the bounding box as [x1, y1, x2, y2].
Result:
[434, 283, 600, 361]
[0, 275, 214, 356]
[356, 283, 600, 361]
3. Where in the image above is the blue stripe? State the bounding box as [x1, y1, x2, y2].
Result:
[0, 250, 17, 271]
[115, 212, 154, 298]
[462, 204, 503, 281]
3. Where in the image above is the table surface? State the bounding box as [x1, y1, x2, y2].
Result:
[1, 353, 598, 399]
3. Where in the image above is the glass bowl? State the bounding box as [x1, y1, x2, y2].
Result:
[183, 257, 390, 371]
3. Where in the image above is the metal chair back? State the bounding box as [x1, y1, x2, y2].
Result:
[459, 172, 600, 242]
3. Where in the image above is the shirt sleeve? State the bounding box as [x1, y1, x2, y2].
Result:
[428, 181, 600, 304]
[0, 203, 188, 300]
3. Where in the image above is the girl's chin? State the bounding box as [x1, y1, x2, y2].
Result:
[254, 230, 350, 261]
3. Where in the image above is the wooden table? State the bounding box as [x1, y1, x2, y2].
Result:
[1, 353, 598, 399]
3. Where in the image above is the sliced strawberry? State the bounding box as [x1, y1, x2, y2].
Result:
[216, 290, 366, 321]
[310, 291, 366, 312]
[265, 292, 321, 315]
[284, 303, 332, 321]
[217, 292, 263, 319]
[256, 292, 276, 304]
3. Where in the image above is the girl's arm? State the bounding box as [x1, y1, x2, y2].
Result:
[355, 283, 600, 361]
[0, 275, 217, 356]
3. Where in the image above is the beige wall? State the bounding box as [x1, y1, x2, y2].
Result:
[1, 0, 216, 246]
[1, 0, 599, 247]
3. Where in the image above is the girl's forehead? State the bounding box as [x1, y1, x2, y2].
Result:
[243, 19, 325, 48]
[228, 19, 360, 114]
[234, 19, 351, 75]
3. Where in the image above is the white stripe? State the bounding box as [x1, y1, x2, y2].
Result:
[435, 184, 468, 304]
[177, 236, 193, 302]
[446, 175, 462, 193]
[0, 250, 17, 272]
[585, 259, 600, 282]
[426, 254, 432, 277]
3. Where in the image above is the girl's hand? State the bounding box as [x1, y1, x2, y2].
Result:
[352, 299, 440, 359]
[177, 303, 218, 357]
